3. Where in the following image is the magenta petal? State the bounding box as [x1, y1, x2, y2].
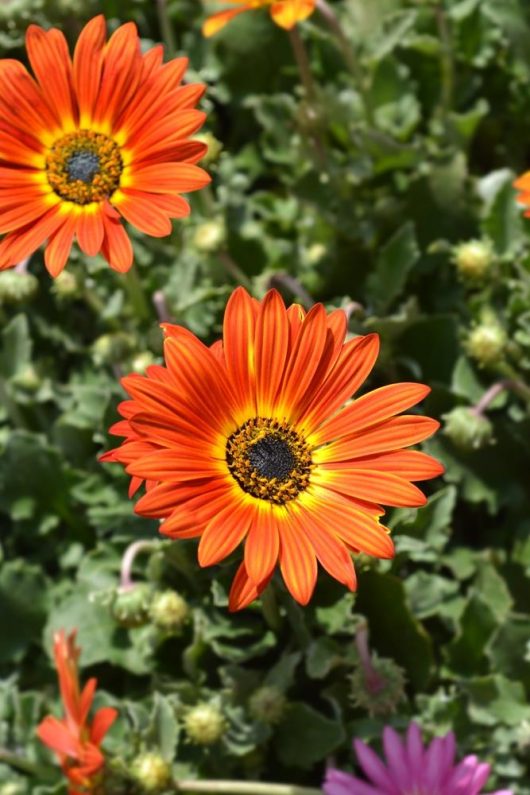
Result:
[405, 723, 424, 790]
[382, 726, 411, 792]
[423, 737, 448, 791]
[354, 739, 399, 795]
[324, 769, 380, 795]
[469, 762, 492, 795]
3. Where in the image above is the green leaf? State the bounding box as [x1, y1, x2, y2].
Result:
[274, 703, 345, 768]
[355, 571, 434, 690]
[366, 222, 419, 312]
[0, 561, 49, 663]
[0, 314, 32, 380]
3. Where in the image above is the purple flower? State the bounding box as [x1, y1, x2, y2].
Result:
[324, 723, 513, 795]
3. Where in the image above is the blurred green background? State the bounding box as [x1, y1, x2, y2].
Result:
[1, 0, 530, 792]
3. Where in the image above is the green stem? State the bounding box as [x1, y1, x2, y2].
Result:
[0, 749, 51, 778]
[218, 251, 253, 290]
[288, 29, 327, 167]
[157, 0, 177, 57]
[0, 378, 26, 428]
[316, 0, 373, 124]
[122, 266, 151, 322]
[435, 2, 454, 126]
[176, 781, 321, 795]
[260, 583, 282, 633]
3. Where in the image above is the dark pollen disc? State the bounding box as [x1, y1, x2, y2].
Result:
[66, 150, 100, 183]
[248, 435, 296, 481]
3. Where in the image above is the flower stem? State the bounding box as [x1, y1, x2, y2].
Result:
[157, 0, 177, 57]
[268, 272, 314, 309]
[435, 2, 454, 127]
[120, 540, 158, 590]
[316, 0, 373, 123]
[122, 266, 151, 322]
[176, 781, 321, 795]
[288, 27, 317, 103]
[355, 622, 384, 694]
[218, 251, 253, 290]
[471, 378, 530, 416]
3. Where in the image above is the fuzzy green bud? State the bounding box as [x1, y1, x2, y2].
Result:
[131, 352, 156, 373]
[111, 584, 153, 628]
[193, 219, 225, 253]
[350, 654, 406, 717]
[11, 365, 41, 392]
[249, 685, 287, 725]
[466, 321, 507, 367]
[194, 132, 223, 164]
[51, 270, 79, 299]
[443, 406, 494, 451]
[131, 752, 172, 793]
[92, 332, 136, 366]
[184, 703, 226, 745]
[150, 590, 189, 632]
[453, 239, 494, 282]
[0, 270, 38, 305]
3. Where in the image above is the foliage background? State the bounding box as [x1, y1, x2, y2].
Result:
[1, 0, 530, 791]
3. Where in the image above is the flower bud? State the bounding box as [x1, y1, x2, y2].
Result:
[184, 703, 226, 745]
[92, 332, 136, 366]
[453, 239, 494, 282]
[111, 584, 153, 628]
[194, 132, 223, 164]
[249, 685, 287, 725]
[11, 365, 41, 392]
[193, 219, 225, 253]
[131, 352, 156, 373]
[0, 270, 38, 305]
[131, 752, 172, 793]
[466, 320, 506, 367]
[350, 654, 406, 717]
[150, 590, 190, 633]
[443, 406, 494, 451]
[51, 270, 79, 299]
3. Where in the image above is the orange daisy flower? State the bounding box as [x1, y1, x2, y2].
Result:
[514, 172, 530, 217]
[37, 630, 117, 794]
[0, 16, 210, 276]
[101, 288, 443, 610]
[202, 0, 316, 37]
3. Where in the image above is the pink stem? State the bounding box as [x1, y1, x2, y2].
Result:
[120, 540, 157, 590]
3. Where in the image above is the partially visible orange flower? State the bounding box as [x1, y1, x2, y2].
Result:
[37, 630, 117, 794]
[0, 16, 210, 276]
[101, 288, 443, 611]
[202, 0, 316, 37]
[514, 172, 530, 217]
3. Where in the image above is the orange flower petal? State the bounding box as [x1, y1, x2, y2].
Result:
[202, 6, 249, 37]
[228, 560, 268, 612]
[25, 25, 75, 129]
[44, 212, 77, 277]
[126, 162, 210, 194]
[100, 214, 133, 272]
[325, 450, 445, 481]
[0, 205, 63, 270]
[76, 207, 105, 256]
[72, 15, 106, 127]
[244, 505, 280, 584]
[255, 289, 290, 414]
[198, 498, 254, 566]
[270, 0, 316, 28]
[279, 510, 317, 604]
[314, 468, 428, 508]
[223, 286, 259, 415]
[314, 415, 440, 464]
[313, 382, 431, 444]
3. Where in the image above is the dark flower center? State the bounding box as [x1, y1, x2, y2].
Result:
[226, 418, 312, 504]
[46, 130, 123, 205]
[66, 150, 100, 183]
[247, 435, 296, 481]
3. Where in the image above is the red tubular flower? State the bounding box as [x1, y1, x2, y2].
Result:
[0, 16, 210, 275]
[37, 630, 117, 794]
[101, 288, 443, 610]
[202, 0, 316, 37]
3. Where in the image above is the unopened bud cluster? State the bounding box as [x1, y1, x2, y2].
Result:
[249, 685, 287, 725]
[150, 590, 190, 632]
[443, 406, 494, 451]
[466, 319, 506, 367]
[184, 702, 226, 745]
[350, 654, 406, 717]
[453, 239, 494, 283]
[131, 752, 172, 793]
[0, 270, 38, 305]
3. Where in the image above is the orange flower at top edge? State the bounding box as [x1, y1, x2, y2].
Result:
[101, 287, 444, 611]
[514, 172, 530, 218]
[37, 630, 117, 794]
[202, 0, 316, 37]
[0, 16, 210, 276]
